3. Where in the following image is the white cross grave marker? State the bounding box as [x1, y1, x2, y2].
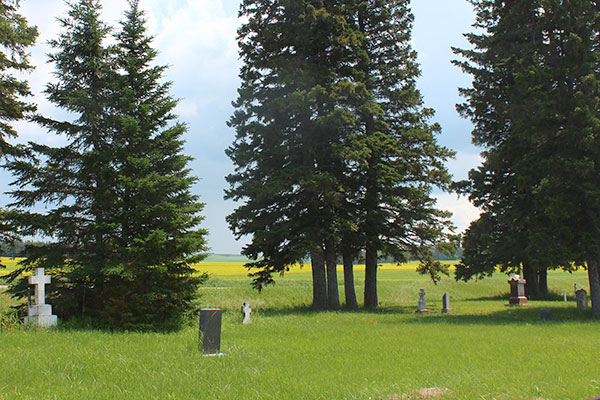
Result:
[29, 267, 51, 305]
[25, 267, 57, 328]
[241, 302, 252, 324]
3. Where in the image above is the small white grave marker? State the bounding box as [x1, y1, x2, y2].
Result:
[241, 302, 252, 324]
[24, 267, 57, 328]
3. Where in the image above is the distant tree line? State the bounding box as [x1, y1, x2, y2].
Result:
[0, 240, 44, 258]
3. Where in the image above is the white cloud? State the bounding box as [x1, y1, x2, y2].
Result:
[175, 98, 198, 118]
[435, 193, 481, 234]
[446, 151, 483, 181]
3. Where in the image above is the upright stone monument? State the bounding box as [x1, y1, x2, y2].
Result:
[508, 275, 528, 306]
[575, 289, 588, 310]
[442, 292, 450, 314]
[416, 288, 428, 313]
[241, 302, 252, 324]
[540, 307, 552, 321]
[24, 267, 58, 328]
[199, 308, 223, 355]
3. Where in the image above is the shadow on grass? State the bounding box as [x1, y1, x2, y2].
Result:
[466, 290, 571, 302]
[256, 301, 597, 325]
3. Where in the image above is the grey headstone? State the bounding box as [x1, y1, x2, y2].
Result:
[540, 307, 552, 321]
[241, 302, 252, 324]
[199, 308, 222, 354]
[575, 289, 588, 310]
[416, 288, 428, 313]
[442, 292, 450, 314]
[563, 290, 567, 302]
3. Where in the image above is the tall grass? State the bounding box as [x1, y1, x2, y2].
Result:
[0, 258, 597, 399]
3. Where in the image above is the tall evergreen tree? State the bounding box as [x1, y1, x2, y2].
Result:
[226, 0, 359, 310]
[454, 0, 600, 312]
[0, 0, 37, 158]
[5, 0, 208, 329]
[105, 0, 208, 329]
[0, 0, 37, 250]
[228, 0, 453, 311]
[350, 0, 454, 308]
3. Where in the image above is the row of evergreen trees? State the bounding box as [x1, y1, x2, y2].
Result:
[4, 0, 599, 326]
[454, 0, 600, 317]
[225, 0, 455, 310]
[1, 0, 208, 330]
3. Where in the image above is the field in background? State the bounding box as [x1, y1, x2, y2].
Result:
[1, 256, 597, 399]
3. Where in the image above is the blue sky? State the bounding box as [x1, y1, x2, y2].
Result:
[5, 0, 481, 254]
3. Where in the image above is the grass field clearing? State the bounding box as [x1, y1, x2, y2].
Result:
[0, 257, 597, 399]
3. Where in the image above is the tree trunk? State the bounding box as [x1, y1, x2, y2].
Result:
[310, 249, 328, 310]
[325, 238, 340, 310]
[523, 262, 539, 297]
[587, 254, 600, 318]
[537, 267, 548, 296]
[364, 244, 378, 309]
[342, 251, 358, 310]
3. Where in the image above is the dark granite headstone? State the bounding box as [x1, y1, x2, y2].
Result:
[442, 292, 450, 314]
[540, 307, 552, 321]
[199, 308, 222, 354]
[576, 289, 588, 310]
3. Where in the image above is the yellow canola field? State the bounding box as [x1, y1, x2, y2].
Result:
[2, 257, 457, 279]
[193, 260, 458, 277]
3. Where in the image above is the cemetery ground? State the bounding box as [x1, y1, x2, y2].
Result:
[0, 258, 598, 400]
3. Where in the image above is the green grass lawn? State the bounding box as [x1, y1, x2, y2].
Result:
[0, 259, 598, 399]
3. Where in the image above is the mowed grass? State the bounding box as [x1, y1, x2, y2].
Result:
[0, 257, 598, 399]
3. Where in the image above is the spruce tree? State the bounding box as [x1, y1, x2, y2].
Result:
[226, 0, 359, 310]
[0, 0, 37, 250]
[454, 0, 600, 311]
[106, 0, 208, 329]
[5, 0, 208, 329]
[349, 0, 454, 308]
[0, 0, 37, 158]
[5, 0, 118, 318]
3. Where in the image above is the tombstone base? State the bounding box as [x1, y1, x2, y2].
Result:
[202, 352, 226, 358]
[508, 296, 528, 306]
[415, 309, 429, 313]
[442, 308, 450, 314]
[24, 314, 57, 328]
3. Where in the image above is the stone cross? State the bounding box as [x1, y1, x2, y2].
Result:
[416, 288, 428, 313]
[241, 302, 252, 324]
[442, 292, 450, 314]
[29, 267, 51, 306]
[576, 289, 588, 310]
[25, 267, 57, 328]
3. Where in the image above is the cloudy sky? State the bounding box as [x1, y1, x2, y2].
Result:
[5, 0, 481, 254]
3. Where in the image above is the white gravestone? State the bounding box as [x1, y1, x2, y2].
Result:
[241, 302, 252, 324]
[24, 267, 57, 328]
[416, 288, 428, 313]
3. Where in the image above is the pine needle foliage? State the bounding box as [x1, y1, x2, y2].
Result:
[4, 0, 208, 331]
